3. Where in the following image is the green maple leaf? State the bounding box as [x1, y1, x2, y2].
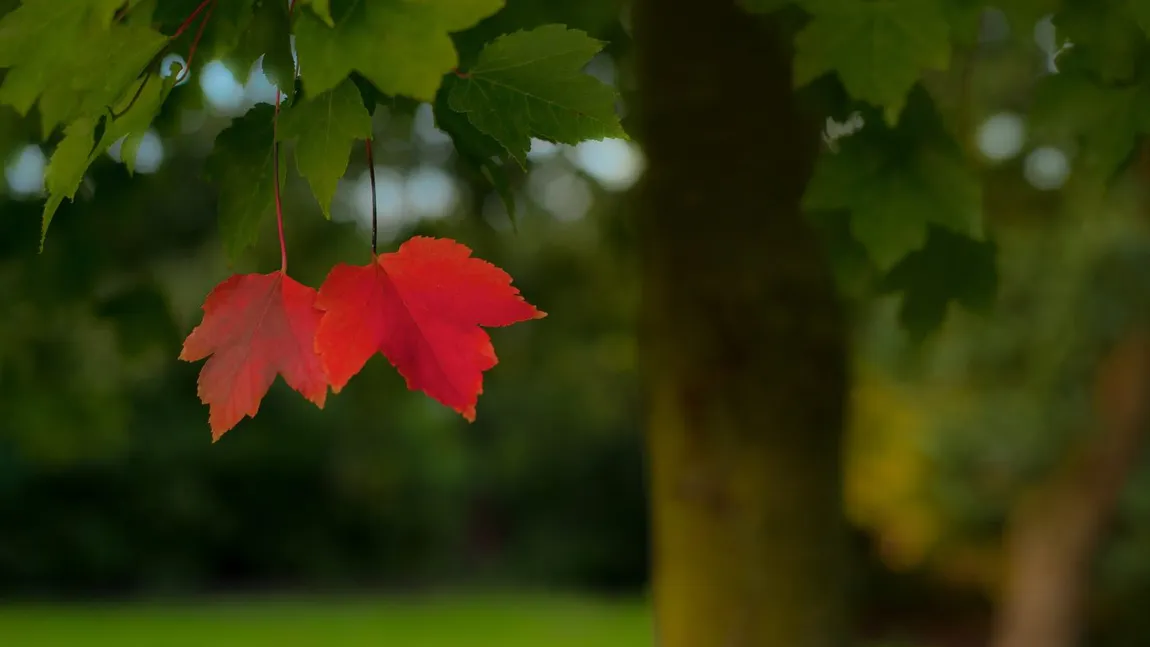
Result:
[435, 79, 517, 225]
[348, 72, 422, 117]
[299, 0, 333, 26]
[882, 226, 998, 341]
[102, 73, 179, 175]
[447, 24, 625, 168]
[1029, 70, 1150, 179]
[40, 71, 176, 245]
[278, 79, 372, 218]
[207, 105, 287, 262]
[803, 94, 982, 271]
[119, 131, 150, 174]
[71, 24, 168, 116]
[805, 146, 981, 270]
[35, 85, 83, 140]
[0, 1, 88, 119]
[91, 0, 130, 25]
[806, 208, 877, 300]
[231, 0, 294, 90]
[0, 1, 166, 136]
[41, 116, 97, 248]
[0, 0, 77, 65]
[293, 0, 504, 101]
[86, 0, 155, 26]
[794, 0, 950, 125]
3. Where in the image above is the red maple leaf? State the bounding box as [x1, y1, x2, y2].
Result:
[314, 236, 545, 421]
[180, 271, 328, 439]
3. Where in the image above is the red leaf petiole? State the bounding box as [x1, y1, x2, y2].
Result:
[170, 0, 217, 85]
[366, 139, 377, 257]
[273, 87, 288, 271]
[170, 0, 215, 40]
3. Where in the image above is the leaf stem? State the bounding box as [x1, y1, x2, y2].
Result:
[174, 0, 217, 85]
[271, 0, 297, 271]
[274, 87, 288, 272]
[113, 2, 134, 23]
[171, 0, 215, 40]
[110, 71, 152, 118]
[366, 138, 377, 256]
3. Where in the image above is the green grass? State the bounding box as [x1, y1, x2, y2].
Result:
[0, 593, 652, 647]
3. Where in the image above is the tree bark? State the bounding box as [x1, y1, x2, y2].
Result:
[990, 333, 1150, 647]
[632, 2, 850, 647]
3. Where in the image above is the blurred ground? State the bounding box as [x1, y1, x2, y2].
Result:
[0, 594, 651, 647]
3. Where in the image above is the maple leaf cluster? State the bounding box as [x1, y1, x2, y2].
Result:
[0, 1, 625, 438]
[180, 237, 544, 441]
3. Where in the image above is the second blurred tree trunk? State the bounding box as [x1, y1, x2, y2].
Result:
[991, 332, 1150, 647]
[632, 2, 850, 646]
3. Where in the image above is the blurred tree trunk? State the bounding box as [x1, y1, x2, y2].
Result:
[991, 333, 1150, 647]
[632, 2, 850, 647]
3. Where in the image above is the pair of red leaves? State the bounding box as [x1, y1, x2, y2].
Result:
[179, 236, 545, 440]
